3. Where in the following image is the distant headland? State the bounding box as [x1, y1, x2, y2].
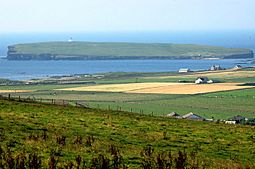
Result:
[7, 41, 254, 60]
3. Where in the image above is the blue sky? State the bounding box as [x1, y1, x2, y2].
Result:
[0, 0, 254, 33]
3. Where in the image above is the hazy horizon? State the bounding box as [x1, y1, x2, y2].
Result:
[0, 0, 255, 33]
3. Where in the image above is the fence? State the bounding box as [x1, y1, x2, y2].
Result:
[0, 94, 153, 116]
[0, 94, 89, 108]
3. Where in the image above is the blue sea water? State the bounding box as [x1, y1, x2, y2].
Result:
[0, 31, 254, 80]
[0, 59, 253, 80]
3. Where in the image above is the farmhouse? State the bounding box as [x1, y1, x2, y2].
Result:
[229, 115, 247, 124]
[233, 65, 242, 69]
[210, 65, 222, 71]
[166, 112, 181, 118]
[195, 77, 213, 84]
[182, 113, 205, 121]
[179, 68, 191, 73]
[195, 77, 209, 84]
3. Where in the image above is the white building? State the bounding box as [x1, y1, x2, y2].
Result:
[179, 68, 191, 73]
[210, 65, 222, 71]
[195, 77, 213, 84]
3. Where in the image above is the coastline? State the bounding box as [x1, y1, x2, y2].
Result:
[7, 41, 253, 60]
[0, 59, 253, 81]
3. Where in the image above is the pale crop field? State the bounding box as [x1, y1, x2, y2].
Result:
[58, 82, 255, 94]
[58, 83, 178, 92]
[129, 83, 255, 94]
[0, 90, 33, 93]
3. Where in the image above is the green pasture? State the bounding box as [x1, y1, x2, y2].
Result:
[0, 99, 255, 168]
[0, 69, 255, 120]
[3, 87, 255, 120]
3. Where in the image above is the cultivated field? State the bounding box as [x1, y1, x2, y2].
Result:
[1, 69, 255, 119]
[59, 82, 255, 94]
[0, 89, 33, 93]
[58, 83, 178, 93]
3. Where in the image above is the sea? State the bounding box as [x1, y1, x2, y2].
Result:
[0, 31, 254, 80]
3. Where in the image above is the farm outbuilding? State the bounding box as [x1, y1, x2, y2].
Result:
[179, 68, 191, 73]
[229, 115, 248, 124]
[195, 77, 209, 84]
[166, 112, 181, 118]
[233, 65, 242, 69]
[225, 121, 236, 124]
[210, 65, 222, 71]
[195, 77, 213, 84]
[182, 113, 205, 121]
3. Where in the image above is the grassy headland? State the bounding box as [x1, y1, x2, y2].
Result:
[7, 41, 253, 60]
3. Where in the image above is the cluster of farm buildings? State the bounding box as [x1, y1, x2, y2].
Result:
[179, 65, 243, 84]
[166, 112, 253, 125]
[179, 64, 242, 73]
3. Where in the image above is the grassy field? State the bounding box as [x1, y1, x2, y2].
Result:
[1, 99, 255, 168]
[2, 88, 255, 120]
[0, 69, 255, 120]
[1, 69, 255, 168]
[8, 41, 253, 60]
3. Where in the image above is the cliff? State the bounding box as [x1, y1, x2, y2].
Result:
[7, 41, 254, 60]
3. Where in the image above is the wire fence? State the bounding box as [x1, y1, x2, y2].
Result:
[0, 93, 153, 116]
[0, 93, 89, 108]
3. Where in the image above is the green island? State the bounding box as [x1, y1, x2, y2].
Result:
[1, 68, 255, 168]
[7, 41, 254, 60]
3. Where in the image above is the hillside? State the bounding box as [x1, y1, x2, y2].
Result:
[7, 41, 254, 60]
[0, 98, 255, 168]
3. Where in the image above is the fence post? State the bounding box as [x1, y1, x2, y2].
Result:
[130, 108, 132, 112]
[8, 94, 11, 99]
[52, 99, 54, 104]
[19, 95, 21, 101]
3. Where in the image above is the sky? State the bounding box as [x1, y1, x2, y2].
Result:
[0, 0, 254, 33]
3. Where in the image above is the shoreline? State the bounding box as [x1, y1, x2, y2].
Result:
[1, 65, 255, 82]
[1, 56, 254, 61]
[0, 59, 253, 81]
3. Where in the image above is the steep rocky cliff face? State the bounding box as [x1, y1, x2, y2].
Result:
[223, 51, 254, 59]
[7, 46, 54, 60]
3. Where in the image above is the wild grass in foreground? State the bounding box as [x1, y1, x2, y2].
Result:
[0, 99, 255, 168]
